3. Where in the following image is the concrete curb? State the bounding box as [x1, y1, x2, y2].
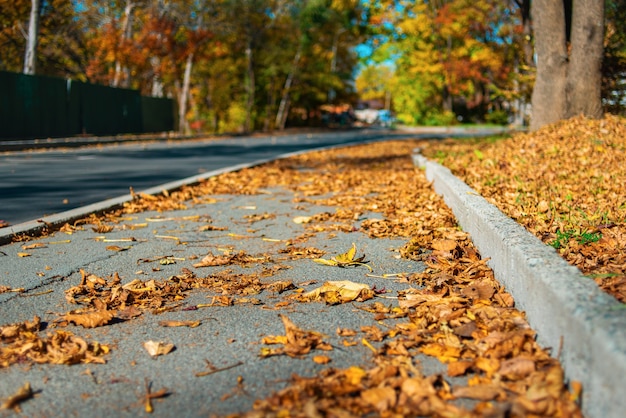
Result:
[413, 152, 626, 418]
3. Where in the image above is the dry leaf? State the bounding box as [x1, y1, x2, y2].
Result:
[1, 382, 34, 411]
[158, 320, 201, 328]
[143, 341, 175, 357]
[21, 243, 46, 250]
[312, 355, 331, 364]
[361, 386, 396, 412]
[431, 239, 458, 252]
[293, 216, 312, 224]
[303, 280, 374, 304]
[63, 310, 115, 328]
[313, 243, 372, 271]
[453, 384, 504, 401]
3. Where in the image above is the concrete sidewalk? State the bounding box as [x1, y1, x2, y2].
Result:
[0, 138, 622, 417]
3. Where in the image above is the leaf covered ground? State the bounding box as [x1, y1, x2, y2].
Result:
[0, 134, 587, 416]
[422, 115, 626, 303]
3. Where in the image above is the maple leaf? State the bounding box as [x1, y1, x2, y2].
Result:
[313, 243, 372, 272]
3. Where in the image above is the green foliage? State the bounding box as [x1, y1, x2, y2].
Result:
[550, 230, 602, 250]
[422, 111, 458, 127]
[484, 110, 510, 125]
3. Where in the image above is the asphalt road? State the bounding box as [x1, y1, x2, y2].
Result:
[0, 129, 405, 226]
[0, 127, 510, 227]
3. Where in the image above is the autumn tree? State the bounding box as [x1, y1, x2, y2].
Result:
[364, 0, 518, 125]
[530, 0, 605, 130]
[355, 64, 394, 110]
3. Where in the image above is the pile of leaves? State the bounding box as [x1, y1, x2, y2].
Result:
[0, 316, 109, 367]
[422, 115, 626, 302]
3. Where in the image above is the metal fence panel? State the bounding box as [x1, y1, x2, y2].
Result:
[1, 71, 174, 140]
[141, 96, 175, 133]
[0, 71, 68, 139]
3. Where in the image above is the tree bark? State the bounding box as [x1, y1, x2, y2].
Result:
[275, 46, 302, 130]
[530, 0, 568, 131]
[23, 0, 41, 75]
[179, 52, 194, 133]
[244, 41, 255, 133]
[112, 0, 134, 88]
[530, 0, 605, 130]
[566, 0, 604, 118]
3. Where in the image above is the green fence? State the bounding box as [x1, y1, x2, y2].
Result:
[0, 71, 174, 140]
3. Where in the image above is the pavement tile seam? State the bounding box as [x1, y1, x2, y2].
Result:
[413, 151, 626, 418]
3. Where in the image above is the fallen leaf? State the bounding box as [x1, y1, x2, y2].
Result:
[312, 355, 331, 364]
[1, 382, 34, 411]
[105, 245, 128, 252]
[259, 314, 331, 358]
[313, 243, 372, 271]
[453, 384, 504, 401]
[21, 243, 46, 250]
[158, 320, 201, 328]
[303, 280, 375, 304]
[293, 216, 312, 224]
[63, 310, 115, 328]
[143, 341, 175, 357]
[361, 386, 396, 412]
[431, 239, 458, 252]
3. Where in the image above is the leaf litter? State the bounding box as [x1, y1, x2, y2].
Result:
[422, 115, 626, 303]
[0, 124, 597, 416]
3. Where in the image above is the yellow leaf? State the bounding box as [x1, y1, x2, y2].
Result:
[344, 366, 367, 386]
[419, 342, 461, 363]
[312, 355, 331, 364]
[293, 216, 312, 224]
[334, 242, 357, 263]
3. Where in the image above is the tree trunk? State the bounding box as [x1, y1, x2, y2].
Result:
[179, 52, 194, 133]
[275, 46, 302, 130]
[529, 0, 568, 130]
[566, 0, 604, 118]
[530, 0, 605, 130]
[244, 41, 255, 133]
[113, 0, 134, 88]
[23, 0, 41, 75]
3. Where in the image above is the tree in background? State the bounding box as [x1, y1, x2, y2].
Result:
[1, 0, 88, 78]
[355, 64, 394, 110]
[362, 0, 519, 126]
[23, 0, 41, 74]
[530, 0, 605, 130]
